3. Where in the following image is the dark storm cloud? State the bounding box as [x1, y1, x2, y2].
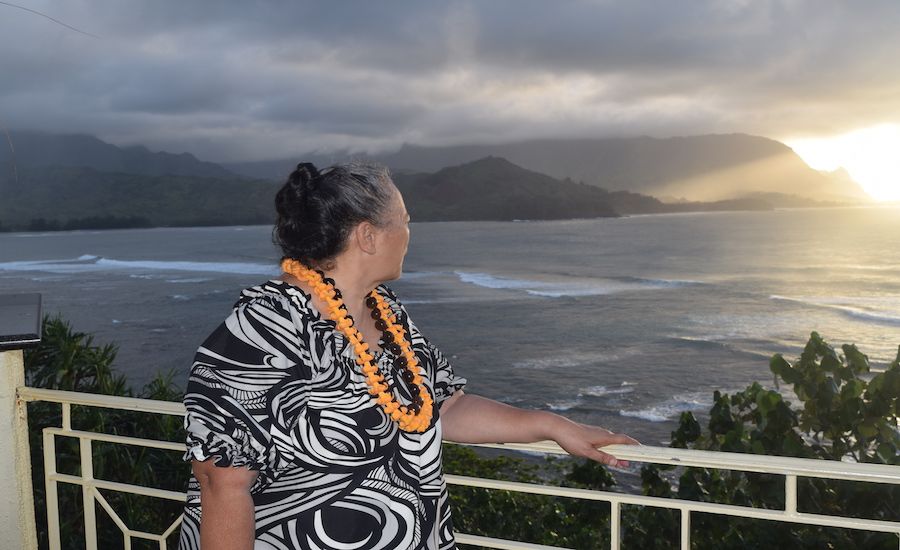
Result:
[2, 0, 899, 160]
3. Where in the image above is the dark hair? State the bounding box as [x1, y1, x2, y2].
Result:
[273, 161, 396, 267]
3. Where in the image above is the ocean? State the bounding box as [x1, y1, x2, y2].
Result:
[2, 205, 899, 445]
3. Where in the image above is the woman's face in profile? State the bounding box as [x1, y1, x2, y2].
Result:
[374, 185, 410, 282]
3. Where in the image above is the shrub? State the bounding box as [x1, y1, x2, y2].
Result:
[25, 315, 187, 549]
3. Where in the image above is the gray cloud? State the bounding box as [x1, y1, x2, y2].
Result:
[1, 0, 899, 161]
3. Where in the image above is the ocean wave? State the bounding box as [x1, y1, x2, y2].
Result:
[664, 335, 775, 359]
[580, 384, 636, 397]
[0, 255, 280, 276]
[455, 271, 703, 298]
[546, 399, 584, 411]
[95, 258, 278, 275]
[398, 270, 443, 281]
[512, 351, 634, 369]
[0, 256, 447, 280]
[770, 295, 900, 326]
[618, 392, 711, 422]
[612, 275, 706, 288]
[455, 271, 540, 290]
[790, 263, 900, 273]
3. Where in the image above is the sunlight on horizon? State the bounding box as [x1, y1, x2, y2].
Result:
[786, 124, 900, 202]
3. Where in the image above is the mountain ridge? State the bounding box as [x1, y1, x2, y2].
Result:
[0, 130, 240, 179]
[222, 134, 871, 204]
[0, 130, 870, 231]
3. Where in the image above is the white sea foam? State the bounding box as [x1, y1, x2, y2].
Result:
[514, 353, 603, 370]
[546, 399, 584, 411]
[580, 384, 636, 397]
[618, 392, 711, 422]
[455, 271, 539, 290]
[166, 278, 212, 283]
[496, 396, 527, 405]
[794, 263, 900, 273]
[170, 295, 191, 301]
[95, 258, 278, 275]
[513, 349, 643, 370]
[399, 270, 443, 281]
[621, 276, 705, 288]
[455, 271, 703, 298]
[666, 335, 776, 359]
[770, 295, 900, 326]
[0, 255, 279, 276]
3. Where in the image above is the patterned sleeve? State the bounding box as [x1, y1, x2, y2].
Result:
[426, 339, 467, 404]
[183, 294, 306, 469]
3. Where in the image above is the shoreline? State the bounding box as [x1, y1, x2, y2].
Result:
[3, 202, 895, 235]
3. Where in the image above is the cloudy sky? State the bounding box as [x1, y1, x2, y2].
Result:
[2, 0, 899, 188]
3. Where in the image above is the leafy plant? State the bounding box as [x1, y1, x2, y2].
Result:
[25, 315, 187, 550]
[629, 333, 900, 549]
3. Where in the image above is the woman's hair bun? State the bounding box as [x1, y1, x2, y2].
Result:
[290, 162, 320, 187]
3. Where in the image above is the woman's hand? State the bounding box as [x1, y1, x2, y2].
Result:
[550, 421, 638, 467]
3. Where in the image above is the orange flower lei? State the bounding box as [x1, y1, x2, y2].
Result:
[281, 259, 434, 433]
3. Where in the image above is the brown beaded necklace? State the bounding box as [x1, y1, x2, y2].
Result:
[282, 259, 433, 432]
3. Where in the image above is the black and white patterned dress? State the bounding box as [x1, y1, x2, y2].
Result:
[179, 280, 466, 550]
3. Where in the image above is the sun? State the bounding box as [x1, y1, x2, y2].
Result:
[785, 124, 900, 202]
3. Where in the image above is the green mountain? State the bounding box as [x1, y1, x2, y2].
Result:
[379, 134, 870, 204]
[1, 130, 239, 178]
[3, 131, 839, 232]
[0, 164, 277, 230]
[0, 153, 776, 232]
[394, 157, 618, 221]
[225, 134, 870, 205]
[393, 156, 771, 221]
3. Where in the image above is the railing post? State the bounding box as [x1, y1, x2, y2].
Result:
[0, 293, 41, 550]
[610, 500, 620, 550]
[681, 508, 690, 549]
[0, 349, 38, 550]
[80, 438, 98, 550]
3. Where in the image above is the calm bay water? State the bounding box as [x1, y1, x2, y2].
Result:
[2, 206, 899, 444]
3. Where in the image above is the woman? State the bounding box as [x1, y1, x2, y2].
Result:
[179, 162, 637, 550]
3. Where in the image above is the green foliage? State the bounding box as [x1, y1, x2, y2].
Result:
[444, 445, 615, 549]
[0, 165, 278, 230]
[25, 315, 187, 550]
[636, 332, 900, 549]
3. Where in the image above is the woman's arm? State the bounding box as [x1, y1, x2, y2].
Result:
[192, 460, 259, 550]
[440, 391, 638, 466]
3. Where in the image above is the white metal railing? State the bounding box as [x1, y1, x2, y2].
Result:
[17, 386, 900, 550]
[21, 388, 185, 550]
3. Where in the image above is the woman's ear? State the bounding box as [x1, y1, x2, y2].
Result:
[353, 222, 378, 255]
